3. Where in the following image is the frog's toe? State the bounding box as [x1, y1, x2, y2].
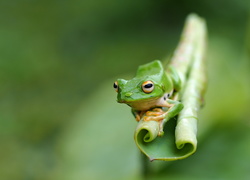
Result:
[145, 111, 163, 116]
[152, 108, 164, 113]
[158, 130, 164, 136]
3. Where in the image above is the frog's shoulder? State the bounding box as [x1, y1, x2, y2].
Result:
[135, 60, 164, 78]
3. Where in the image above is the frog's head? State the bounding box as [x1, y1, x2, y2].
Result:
[113, 60, 173, 106]
[114, 78, 163, 104]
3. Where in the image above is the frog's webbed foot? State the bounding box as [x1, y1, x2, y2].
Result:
[145, 108, 164, 116]
[144, 108, 165, 121]
[143, 108, 167, 136]
[142, 100, 183, 137]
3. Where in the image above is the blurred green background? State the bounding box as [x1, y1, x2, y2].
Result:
[0, 0, 249, 180]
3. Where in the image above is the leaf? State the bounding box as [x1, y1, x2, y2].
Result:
[134, 14, 206, 161]
[135, 117, 197, 161]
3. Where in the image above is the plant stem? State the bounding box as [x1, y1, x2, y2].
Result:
[169, 14, 202, 88]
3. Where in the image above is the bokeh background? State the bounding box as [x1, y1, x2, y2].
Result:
[0, 0, 249, 180]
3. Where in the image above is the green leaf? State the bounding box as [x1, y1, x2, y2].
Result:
[134, 14, 206, 161]
[135, 117, 196, 161]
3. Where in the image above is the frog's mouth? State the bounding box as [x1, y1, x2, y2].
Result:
[118, 93, 170, 111]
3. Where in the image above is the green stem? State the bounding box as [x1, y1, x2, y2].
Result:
[169, 14, 202, 87]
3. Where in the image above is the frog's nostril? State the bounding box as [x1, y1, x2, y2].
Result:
[125, 92, 133, 97]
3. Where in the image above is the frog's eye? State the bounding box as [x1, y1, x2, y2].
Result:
[113, 81, 119, 92]
[142, 81, 154, 93]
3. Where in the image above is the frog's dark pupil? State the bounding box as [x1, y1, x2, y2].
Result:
[144, 83, 153, 88]
[113, 83, 118, 89]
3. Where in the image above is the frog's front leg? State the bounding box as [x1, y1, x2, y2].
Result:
[159, 99, 183, 135]
[164, 99, 183, 119]
[143, 108, 165, 121]
[143, 99, 183, 136]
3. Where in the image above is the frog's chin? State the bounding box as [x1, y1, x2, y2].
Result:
[125, 93, 169, 111]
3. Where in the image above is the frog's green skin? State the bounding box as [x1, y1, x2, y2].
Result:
[114, 60, 183, 128]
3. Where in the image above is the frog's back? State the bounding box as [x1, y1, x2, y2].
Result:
[136, 60, 164, 78]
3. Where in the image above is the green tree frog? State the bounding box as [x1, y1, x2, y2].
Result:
[114, 60, 183, 136]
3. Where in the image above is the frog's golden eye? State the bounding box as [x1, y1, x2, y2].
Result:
[142, 80, 154, 93]
[113, 81, 119, 92]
